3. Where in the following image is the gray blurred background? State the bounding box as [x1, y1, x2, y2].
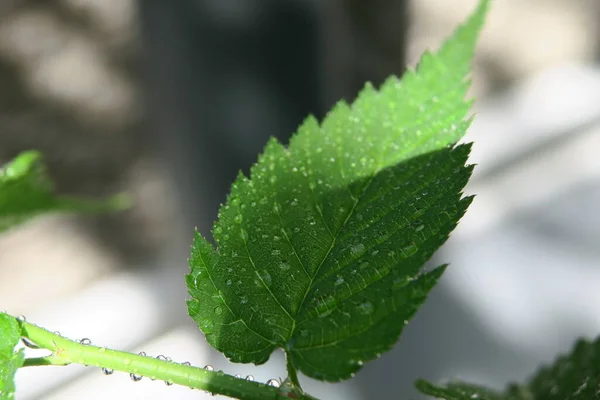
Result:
[1, 0, 600, 399]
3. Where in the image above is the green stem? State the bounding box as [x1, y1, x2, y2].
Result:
[285, 351, 301, 388]
[18, 321, 317, 400]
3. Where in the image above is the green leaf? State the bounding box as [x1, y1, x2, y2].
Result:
[187, 0, 488, 382]
[0, 313, 24, 399]
[0, 151, 130, 232]
[416, 379, 505, 400]
[417, 336, 600, 400]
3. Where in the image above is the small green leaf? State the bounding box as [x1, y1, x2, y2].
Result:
[0, 313, 24, 399]
[0, 150, 130, 232]
[187, 0, 488, 382]
[417, 336, 600, 400]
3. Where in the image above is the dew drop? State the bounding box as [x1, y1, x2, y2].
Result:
[349, 359, 364, 367]
[273, 235, 281, 241]
[415, 224, 425, 232]
[371, 250, 379, 256]
[79, 338, 92, 346]
[226, 279, 232, 286]
[358, 261, 370, 270]
[233, 214, 243, 224]
[138, 351, 147, 357]
[16, 315, 26, 322]
[271, 249, 281, 256]
[102, 367, 114, 375]
[98, 347, 106, 353]
[165, 380, 174, 386]
[279, 262, 291, 271]
[334, 276, 344, 286]
[214, 226, 222, 235]
[214, 306, 223, 315]
[204, 364, 214, 371]
[130, 373, 142, 382]
[402, 243, 418, 256]
[235, 373, 242, 378]
[357, 301, 374, 315]
[350, 243, 365, 256]
[251, 201, 257, 207]
[246, 375, 255, 381]
[240, 296, 248, 305]
[267, 378, 281, 387]
[123, 358, 132, 366]
[259, 270, 272, 287]
[182, 361, 192, 366]
[293, 227, 300, 233]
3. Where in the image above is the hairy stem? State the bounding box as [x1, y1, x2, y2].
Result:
[18, 320, 317, 400]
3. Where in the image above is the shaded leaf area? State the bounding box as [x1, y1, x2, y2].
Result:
[0, 313, 24, 400]
[417, 336, 600, 400]
[0, 151, 130, 232]
[187, 0, 488, 382]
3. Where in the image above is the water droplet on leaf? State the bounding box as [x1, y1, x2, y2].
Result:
[350, 243, 365, 256]
[357, 301, 374, 315]
[402, 243, 418, 256]
[258, 270, 272, 287]
[204, 365, 214, 371]
[266, 378, 280, 387]
[280, 262, 291, 271]
[102, 367, 114, 375]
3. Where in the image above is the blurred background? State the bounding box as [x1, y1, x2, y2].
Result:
[1, 0, 599, 398]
